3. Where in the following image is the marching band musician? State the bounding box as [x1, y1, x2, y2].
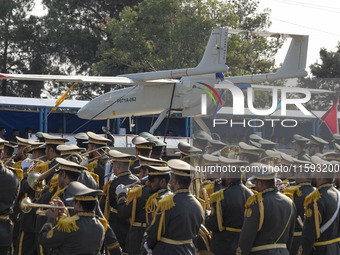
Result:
[39, 181, 106, 254]
[283, 158, 315, 255]
[292, 134, 310, 161]
[0, 157, 20, 255]
[237, 163, 296, 255]
[116, 156, 167, 255]
[308, 135, 329, 158]
[130, 136, 155, 175]
[85, 132, 111, 189]
[205, 157, 253, 255]
[146, 159, 203, 255]
[299, 156, 340, 255]
[102, 150, 140, 250]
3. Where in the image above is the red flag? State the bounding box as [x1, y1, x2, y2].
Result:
[321, 99, 338, 134]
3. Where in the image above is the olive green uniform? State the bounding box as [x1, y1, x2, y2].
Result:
[237, 187, 296, 255]
[300, 184, 340, 255]
[206, 180, 253, 255]
[0, 165, 20, 254]
[284, 183, 315, 255]
[146, 189, 204, 255]
[39, 212, 105, 255]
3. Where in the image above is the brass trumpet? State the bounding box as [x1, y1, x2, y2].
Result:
[20, 197, 74, 214]
[81, 146, 110, 157]
[27, 163, 59, 191]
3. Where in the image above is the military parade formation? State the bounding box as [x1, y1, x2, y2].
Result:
[1, 129, 340, 255]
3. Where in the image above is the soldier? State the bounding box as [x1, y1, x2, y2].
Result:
[299, 156, 340, 255]
[85, 131, 111, 189]
[52, 157, 122, 255]
[147, 136, 167, 160]
[249, 134, 262, 144]
[38, 181, 106, 254]
[130, 136, 155, 175]
[238, 142, 264, 164]
[12, 137, 30, 169]
[56, 144, 98, 190]
[192, 130, 212, 152]
[237, 163, 296, 255]
[178, 141, 202, 163]
[20, 140, 46, 172]
[102, 150, 140, 249]
[0, 157, 20, 254]
[206, 138, 227, 155]
[284, 159, 315, 255]
[74, 132, 88, 150]
[292, 134, 310, 161]
[1, 140, 16, 167]
[258, 139, 277, 151]
[200, 154, 223, 198]
[146, 159, 203, 255]
[205, 157, 253, 255]
[308, 135, 328, 157]
[116, 156, 167, 255]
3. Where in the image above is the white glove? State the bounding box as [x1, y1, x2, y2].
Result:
[115, 184, 129, 196]
[144, 242, 152, 255]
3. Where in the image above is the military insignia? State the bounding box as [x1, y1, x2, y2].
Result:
[46, 229, 53, 239]
[246, 208, 252, 218]
[305, 208, 313, 218]
[236, 247, 242, 255]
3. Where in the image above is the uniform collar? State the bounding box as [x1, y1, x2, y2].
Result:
[317, 183, 333, 190]
[261, 187, 275, 194]
[175, 189, 190, 194]
[76, 212, 95, 217]
[117, 171, 131, 177]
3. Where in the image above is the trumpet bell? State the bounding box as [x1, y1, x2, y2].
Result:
[20, 197, 74, 214]
[27, 171, 46, 191]
[20, 197, 34, 213]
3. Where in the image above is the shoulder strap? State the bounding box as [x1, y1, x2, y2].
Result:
[320, 189, 340, 234]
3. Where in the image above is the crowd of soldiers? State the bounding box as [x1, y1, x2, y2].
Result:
[1, 129, 340, 255]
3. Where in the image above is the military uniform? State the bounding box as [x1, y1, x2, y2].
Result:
[0, 163, 20, 254]
[102, 150, 140, 249]
[86, 132, 111, 189]
[117, 156, 168, 255]
[38, 181, 106, 255]
[237, 164, 296, 255]
[299, 156, 340, 255]
[146, 159, 204, 255]
[284, 182, 315, 255]
[292, 134, 311, 161]
[130, 136, 155, 175]
[52, 158, 122, 255]
[206, 180, 253, 255]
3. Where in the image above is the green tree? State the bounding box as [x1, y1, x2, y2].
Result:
[298, 44, 340, 110]
[94, 0, 280, 77]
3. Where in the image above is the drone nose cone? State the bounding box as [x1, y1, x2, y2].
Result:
[77, 107, 87, 119]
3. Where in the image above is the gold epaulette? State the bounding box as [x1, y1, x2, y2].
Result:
[250, 189, 258, 194]
[209, 189, 224, 204]
[304, 189, 321, 208]
[157, 194, 175, 212]
[103, 180, 112, 219]
[153, 194, 175, 241]
[103, 181, 112, 195]
[56, 215, 79, 233]
[49, 174, 59, 193]
[12, 161, 22, 169]
[86, 160, 98, 173]
[127, 185, 143, 205]
[35, 161, 51, 173]
[196, 196, 206, 211]
[146, 192, 159, 225]
[127, 185, 143, 225]
[284, 186, 302, 201]
[245, 192, 264, 231]
[51, 187, 65, 201]
[13, 168, 23, 180]
[204, 183, 215, 197]
[90, 172, 99, 184]
[303, 189, 321, 239]
[99, 217, 108, 231]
